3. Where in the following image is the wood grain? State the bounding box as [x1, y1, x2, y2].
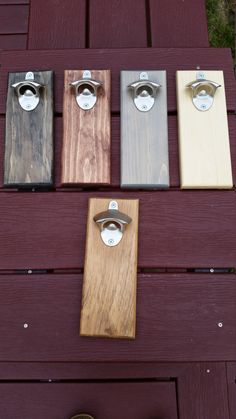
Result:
[4, 71, 53, 187]
[0, 191, 234, 269]
[1, 114, 235, 189]
[150, 0, 209, 47]
[0, 273, 234, 361]
[0, 362, 229, 419]
[121, 70, 169, 188]
[89, 0, 147, 47]
[0, 48, 235, 114]
[177, 71, 233, 188]
[0, 381, 177, 419]
[61, 70, 111, 185]
[227, 363, 236, 419]
[179, 363, 230, 419]
[0, 5, 28, 34]
[80, 198, 139, 338]
[28, 0, 86, 49]
[0, 34, 27, 49]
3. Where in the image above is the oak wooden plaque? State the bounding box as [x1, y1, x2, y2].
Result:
[80, 198, 139, 339]
[121, 70, 169, 188]
[4, 70, 53, 187]
[176, 70, 233, 189]
[61, 70, 111, 185]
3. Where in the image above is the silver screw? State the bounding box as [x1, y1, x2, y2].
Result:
[140, 72, 148, 80]
[142, 105, 147, 110]
[110, 201, 117, 209]
[210, 268, 214, 273]
[108, 239, 114, 245]
[83, 70, 91, 78]
[201, 104, 206, 110]
[218, 322, 223, 328]
[84, 103, 89, 108]
[206, 369, 210, 373]
[28, 269, 32, 274]
[23, 323, 29, 329]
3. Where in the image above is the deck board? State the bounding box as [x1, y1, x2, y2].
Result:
[0, 273, 234, 361]
[0, 191, 235, 269]
[0, 5, 28, 34]
[149, 0, 209, 47]
[89, 0, 147, 47]
[28, 0, 86, 49]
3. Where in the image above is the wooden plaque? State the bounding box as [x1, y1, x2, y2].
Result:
[80, 198, 139, 339]
[4, 70, 53, 187]
[176, 70, 233, 189]
[61, 70, 111, 185]
[121, 70, 169, 188]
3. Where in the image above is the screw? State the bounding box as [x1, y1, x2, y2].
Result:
[23, 323, 29, 329]
[84, 103, 89, 108]
[28, 269, 33, 274]
[218, 322, 223, 328]
[110, 201, 117, 209]
[206, 369, 210, 373]
[140, 72, 148, 80]
[108, 239, 114, 245]
[141, 105, 147, 110]
[210, 268, 214, 273]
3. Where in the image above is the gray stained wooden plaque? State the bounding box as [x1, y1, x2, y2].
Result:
[121, 70, 169, 188]
[4, 70, 53, 188]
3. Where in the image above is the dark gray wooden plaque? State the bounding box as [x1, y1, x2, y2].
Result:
[121, 70, 169, 188]
[4, 70, 53, 187]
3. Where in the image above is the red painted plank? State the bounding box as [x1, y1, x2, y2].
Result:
[0, 191, 235, 269]
[0, 5, 28, 34]
[28, 0, 86, 49]
[179, 363, 230, 419]
[0, 274, 234, 361]
[89, 0, 147, 47]
[0, 34, 27, 49]
[0, 48, 235, 113]
[0, 381, 177, 419]
[227, 363, 236, 419]
[0, 115, 235, 189]
[149, 0, 209, 47]
[0, 0, 29, 3]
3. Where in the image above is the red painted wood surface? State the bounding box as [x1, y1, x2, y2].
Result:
[178, 363, 230, 419]
[0, 0, 29, 3]
[0, 273, 234, 361]
[0, 192, 235, 269]
[28, 0, 86, 49]
[227, 363, 236, 419]
[0, 381, 178, 419]
[1, 115, 235, 189]
[0, 34, 27, 49]
[0, 48, 235, 114]
[0, 5, 28, 34]
[0, 362, 230, 419]
[89, 0, 147, 47]
[150, 0, 209, 47]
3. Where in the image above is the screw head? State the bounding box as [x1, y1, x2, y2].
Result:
[210, 268, 214, 273]
[23, 323, 29, 329]
[141, 104, 147, 110]
[218, 322, 223, 328]
[110, 201, 117, 209]
[108, 238, 114, 245]
[201, 103, 207, 110]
